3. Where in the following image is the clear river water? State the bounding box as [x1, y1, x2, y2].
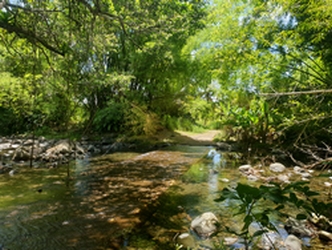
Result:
[0, 145, 331, 249]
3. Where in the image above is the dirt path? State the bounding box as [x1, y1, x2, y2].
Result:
[178, 130, 220, 142]
[162, 129, 220, 146]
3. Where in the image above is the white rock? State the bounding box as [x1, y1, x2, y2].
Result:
[220, 178, 229, 183]
[301, 172, 312, 179]
[191, 212, 219, 238]
[247, 174, 260, 182]
[284, 234, 302, 250]
[239, 164, 252, 172]
[294, 166, 305, 174]
[270, 162, 286, 173]
[324, 182, 332, 188]
[278, 174, 290, 183]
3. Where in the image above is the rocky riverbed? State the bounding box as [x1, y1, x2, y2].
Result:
[0, 135, 142, 171]
[0, 130, 223, 171]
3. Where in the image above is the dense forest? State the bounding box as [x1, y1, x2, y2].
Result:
[1, 0, 332, 163]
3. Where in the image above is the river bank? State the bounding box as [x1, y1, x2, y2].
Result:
[0, 129, 222, 170]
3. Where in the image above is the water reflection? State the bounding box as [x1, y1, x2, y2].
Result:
[0, 146, 210, 249]
[143, 150, 332, 249]
[0, 146, 331, 249]
[207, 149, 227, 194]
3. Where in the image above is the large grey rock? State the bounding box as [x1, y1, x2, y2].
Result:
[249, 222, 284, 249]
[293, 166, 312, 179]
[191, 212, 219, 238]
[12, 144, 44, 161]
[22, 139, 34, 146]
[277, 174, 290, 183]
[269, 162, 286, 173]
[284, 234, 302, 250]
[42, 140, 86, 163]
[45, 139, 72, 155]
[12, 147, 31, 161]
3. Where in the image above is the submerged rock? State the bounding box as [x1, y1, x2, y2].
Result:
[284, 234, 302, 250]
[285, 217, 315, 237]
[176, 233, 195, 249]
[248, 222, 285, 250]
[190, 212, 219, 239]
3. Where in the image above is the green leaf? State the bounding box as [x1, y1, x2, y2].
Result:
[236, 183, 261, 201]
[296, 214, 307, 220]
[215, 187, 240, 202]
[242, 215, 253, 231]
[252, 229, 268, 238]
[289, 192, 298, 204]
[275, 204, 285, 211]
[257, 213, 270, 227]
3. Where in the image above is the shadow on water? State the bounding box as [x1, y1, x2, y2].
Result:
[0, 145, 211, 250]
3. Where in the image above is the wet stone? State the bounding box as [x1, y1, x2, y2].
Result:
[190, 212, 219, 239]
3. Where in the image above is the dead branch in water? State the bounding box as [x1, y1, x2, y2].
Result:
[289, 143, 332, 170]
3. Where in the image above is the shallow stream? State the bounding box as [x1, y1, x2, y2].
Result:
[0, 146, 331, 249]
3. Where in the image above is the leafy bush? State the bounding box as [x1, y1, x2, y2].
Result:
[0, 107, 22, 135]
[215, 181, 332, 249]
[161, 115, 178, 131]
[125, 104, 162, 136]
[92, 101, 128, 132]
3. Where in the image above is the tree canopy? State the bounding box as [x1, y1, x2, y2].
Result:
[0, 0, 206, 134]
[1, 0, 332, 162]
[183, 0, 332, 155]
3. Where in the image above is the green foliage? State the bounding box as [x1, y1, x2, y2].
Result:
[0, 72, 46, 133]
[183, 0, 332, 150]
[127, 234, 157, 249]
[161, 114, 208, 133]
[220, 98, 280, 145]
[215, 181, 332, 249]
[161, 115, 178, 131]
[92, 101, 128, 133]
[0, 1, 207, 136]
[125, 104, 162, 136]
[183, 97, 219, 128]
[2, 0, 331, 144]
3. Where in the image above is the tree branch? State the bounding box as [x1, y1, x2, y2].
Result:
[260, 88, 332, 97]
[6, 3, 61, 13]
[0, 21, 65, 56]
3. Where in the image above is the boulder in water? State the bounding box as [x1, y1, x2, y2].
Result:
[190, 212, 219, 239]
[284, 234, 302, 250]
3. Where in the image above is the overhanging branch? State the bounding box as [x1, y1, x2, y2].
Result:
[0, 21, 65, 56]
[260, 89, 332, 97]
